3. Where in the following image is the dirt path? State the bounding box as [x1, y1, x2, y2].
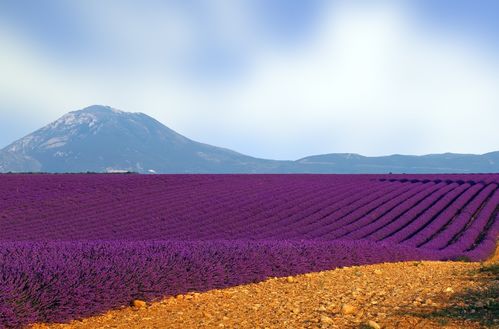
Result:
[32, 253, 498, 329]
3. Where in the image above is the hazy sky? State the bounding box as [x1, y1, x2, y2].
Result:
[1, 0, 498, 160]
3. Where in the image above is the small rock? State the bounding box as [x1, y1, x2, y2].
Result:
[286, 276, 295, 283]
[222, 316, 229, 321]
[292, 307, 300, 314]
[374, 269, 382, 275]
[365, 320, 381, 329]
[317, 305, 327, 312]
[320, 315, 334, 324]
[326, 304, 337, 312]
[444, 287, 454, 293]
[355, 310, 365, 319]
[341, 304, 356, 315]
[131, 299, 147, 308]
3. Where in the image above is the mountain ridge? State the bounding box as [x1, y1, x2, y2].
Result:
[1, 105, 497, 174]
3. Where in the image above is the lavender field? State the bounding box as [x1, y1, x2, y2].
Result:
[0, 174, 498, 327]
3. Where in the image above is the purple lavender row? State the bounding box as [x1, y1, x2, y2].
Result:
[286, 181, 397, 237]
[320, 183, 420, 239]
[159, 179, 319, 240]
[233, 181, 369, 239]
[332, 182, 434, 239]
[189, 179, 360, 239]
[278, 182, 406, 239]
[423, 184, 497, 250]
[367, 183, 463, 242]
[399, 183, 472, 247]
[347, 182, 449, 240]
[0, 176, 312, 240]
[378, 174, 499, 185]
[450, 189, 499, 258]
[252, 181, 394, 239]
[303, 183, 407, 238]
[416, 183, 483, 249]
[1, 176, 237, 239]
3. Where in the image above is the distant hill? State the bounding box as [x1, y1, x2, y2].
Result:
[296, 152, 499, 174]
[0, 105, 497, 173]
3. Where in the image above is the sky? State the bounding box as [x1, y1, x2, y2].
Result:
[0, 0, 498, 160]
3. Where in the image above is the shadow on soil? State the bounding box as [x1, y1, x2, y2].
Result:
[406, 263, 498, 328]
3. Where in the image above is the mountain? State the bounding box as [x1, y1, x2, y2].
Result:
[0, 105, 497, 174]
[0, 105, 294, 173]
[296, 152, 499, 173]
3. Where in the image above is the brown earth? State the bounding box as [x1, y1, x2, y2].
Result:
[33, 250, 498, 329]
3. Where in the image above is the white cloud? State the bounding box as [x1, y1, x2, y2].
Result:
[207, 2, 499, 158]
[0, 1, 498, 158]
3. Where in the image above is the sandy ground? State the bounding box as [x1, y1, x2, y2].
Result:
[33, 251, 498, 329]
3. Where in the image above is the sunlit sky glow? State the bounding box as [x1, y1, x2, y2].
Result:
[0, 0, 498, 160]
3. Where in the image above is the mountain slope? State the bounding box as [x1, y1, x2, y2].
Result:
[0, 105, 497, 173]
[0, 105, 292, 173]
